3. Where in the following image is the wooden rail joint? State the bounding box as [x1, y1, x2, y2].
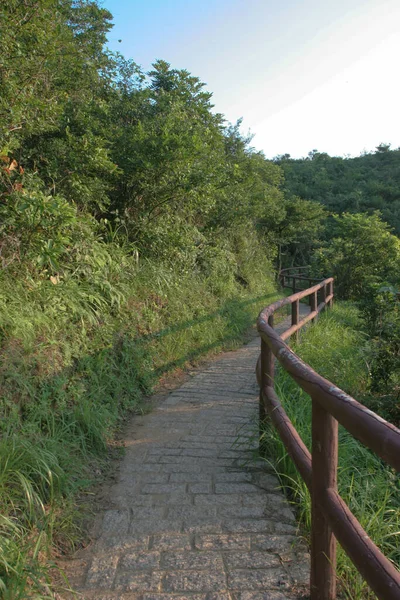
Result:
[256, 276, 400, 600]
[279, 266, 333, 298]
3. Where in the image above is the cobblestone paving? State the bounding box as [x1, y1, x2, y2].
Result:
[65, 326, 309, 600]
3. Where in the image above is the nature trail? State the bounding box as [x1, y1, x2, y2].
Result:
[64, 309, 310, 599]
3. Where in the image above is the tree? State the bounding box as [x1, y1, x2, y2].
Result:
[0, 0, 113, 151]
[1, 0, 117, 213]
[209, 122, 285, 237]
[269, 197, 326, 271]
[313, 212, 400, 299]
[107, 60, 227, 256]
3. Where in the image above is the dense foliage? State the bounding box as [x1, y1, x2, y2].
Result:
[312, 211, 400, 300]
[0, 0, 307, 275]
[276, 150, 400, 427]
[276, 145, 400, 235]
[0, 1, 305, 597]
[359, 285, 400, 425]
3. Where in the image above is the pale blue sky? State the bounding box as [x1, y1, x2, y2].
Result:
[103, 0, 400, 158]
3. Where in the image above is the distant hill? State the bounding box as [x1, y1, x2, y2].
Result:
[275, 145, 400, 235]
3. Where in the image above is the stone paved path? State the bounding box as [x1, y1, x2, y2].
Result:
[65, 316, 310, 600]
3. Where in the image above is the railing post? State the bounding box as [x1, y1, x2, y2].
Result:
[291, 298, 299, 343]
[322, 282, 327, 309]
[259, 315, 275, 441]
[329, 280, 334, 308]
[311, 398, 338, 600]
[310, 290, 317, 322]
[261, 315, 274, 390]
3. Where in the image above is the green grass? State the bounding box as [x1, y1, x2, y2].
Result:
[0, 231, 280, 598]
[260, 302, 400, 599]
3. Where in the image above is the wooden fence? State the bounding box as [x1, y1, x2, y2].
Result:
[257, 269, 400, 600]
[279, 265, 327, 295]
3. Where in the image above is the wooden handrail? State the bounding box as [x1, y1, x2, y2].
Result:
[279, 266, 328, 295]
[279, 265, 310, 275]
[257, 278, 400, 600]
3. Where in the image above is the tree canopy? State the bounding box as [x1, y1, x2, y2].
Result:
[2, 0, 322, 280]
[276, 146, 400, 235]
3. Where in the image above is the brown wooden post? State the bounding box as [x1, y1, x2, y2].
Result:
[261, 315, 274, 389]
[292, 298, 299, 343]
[326, 281, 331, 308]
[310, 290, 317, 322]
[259, 315, 275, 443]
[329, 280, 334, 308]
[322, 282, 327, 309]
[259, 347, 266, 427]
[309, 280, 313, 306]
[311, 398, 338, 600]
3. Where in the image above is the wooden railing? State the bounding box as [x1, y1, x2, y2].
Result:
[279, 265, 326, 294]
[257, 277, 400, 600]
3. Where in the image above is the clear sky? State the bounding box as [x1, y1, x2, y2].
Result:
[102, 0, 400, 159]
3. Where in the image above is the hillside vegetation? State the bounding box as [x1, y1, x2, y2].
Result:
[1, 1, 400, 598]
[276, 149, 400, 426]
[0, 1, 295, 596]
[276, 146, 400, 235]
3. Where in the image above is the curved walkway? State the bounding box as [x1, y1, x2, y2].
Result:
[65, 316, 310, 599]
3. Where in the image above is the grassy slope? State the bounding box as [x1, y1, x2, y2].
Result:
[0, 238, 279, 598]
[261, 303, 400, 599]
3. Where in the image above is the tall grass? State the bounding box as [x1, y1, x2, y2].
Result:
[0, 230, 279, 597]
[261, 303, 400, 599]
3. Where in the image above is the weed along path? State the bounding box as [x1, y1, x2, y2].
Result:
[64, 312, 310, 599]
